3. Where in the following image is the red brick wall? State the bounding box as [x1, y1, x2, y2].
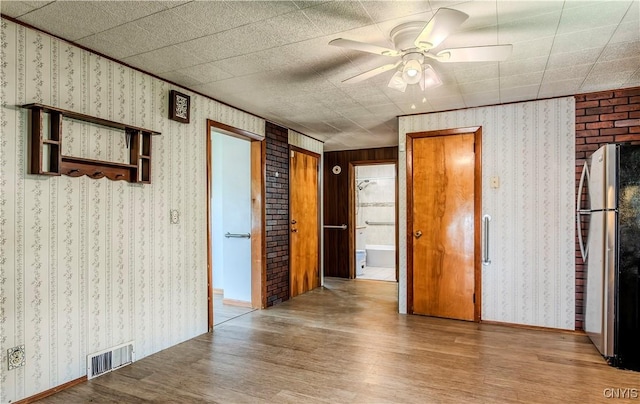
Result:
[265, 122, 290, 306]
[574, 86, 640, 330]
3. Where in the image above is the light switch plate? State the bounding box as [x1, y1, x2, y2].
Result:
[490, 176, 500, 189]
[170, 209, 179, 224]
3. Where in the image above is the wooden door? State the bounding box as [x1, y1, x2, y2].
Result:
[290, 149, 319, 298]
[409, 128, 481, 321]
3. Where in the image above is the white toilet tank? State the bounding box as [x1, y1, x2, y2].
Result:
[356, 226, 367, 250]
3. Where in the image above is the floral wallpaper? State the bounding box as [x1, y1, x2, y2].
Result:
[0, 19, 265, 403]
[398, 97, 576, 330]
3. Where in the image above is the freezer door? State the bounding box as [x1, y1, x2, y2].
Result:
[584, 210, 606, 355]
[589, 146, 608, 210]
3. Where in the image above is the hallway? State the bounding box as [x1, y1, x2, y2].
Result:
[39, 278, 638, 403]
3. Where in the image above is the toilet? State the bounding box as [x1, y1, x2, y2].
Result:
[356, 249, 366, 276]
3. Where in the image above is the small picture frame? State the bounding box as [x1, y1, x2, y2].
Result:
[169, 90, 190, 124]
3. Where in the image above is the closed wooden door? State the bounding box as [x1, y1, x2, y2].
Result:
[290, 149, 319, 298]
[410, 131, 478, 321]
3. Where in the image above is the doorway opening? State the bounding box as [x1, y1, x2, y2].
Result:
[351, 163, 398, 282]
[206, 120, 265, 331]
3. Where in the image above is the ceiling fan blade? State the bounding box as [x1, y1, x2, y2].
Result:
[329, 38, 400, 57]
[343, 61, 401, 84]
[414, 8, 469, 50]
[436, 45, 513, 62]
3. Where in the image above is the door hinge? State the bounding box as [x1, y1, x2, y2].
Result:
[473, 293, 476, 303]
[473, 142, 476, 153]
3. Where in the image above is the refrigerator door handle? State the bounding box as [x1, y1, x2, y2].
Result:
[482, 214, 491, 265]
[577, 161, 590, 261]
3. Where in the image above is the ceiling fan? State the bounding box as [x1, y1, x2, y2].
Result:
[329, 8, 513, 92]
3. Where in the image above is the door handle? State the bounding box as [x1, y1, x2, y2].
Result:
[482, 215, 491, 265]
[291, 228, 298, 233]
[576, 161, 590, 261]
[291, 219, 297, 224]
[414, 230, 422, 239]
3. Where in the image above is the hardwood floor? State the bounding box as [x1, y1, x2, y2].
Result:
[38, 278, 638, 403]
[213, 293, 255, 326]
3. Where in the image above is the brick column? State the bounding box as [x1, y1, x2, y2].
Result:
[265, 122, 290, 306]
[575, 87, 640, 329]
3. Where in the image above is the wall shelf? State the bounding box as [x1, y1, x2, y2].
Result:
[23, 103, 160, 184]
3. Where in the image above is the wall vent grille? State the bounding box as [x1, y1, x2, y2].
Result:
[87, 341, 135, 379]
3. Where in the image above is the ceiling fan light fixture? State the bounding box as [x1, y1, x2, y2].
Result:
[388, 71, 407, 92]
[402, 59, 423, 84]
[423, 64, 442, 88]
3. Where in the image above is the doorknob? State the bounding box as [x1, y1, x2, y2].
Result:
[291, 228, 298, 233]
[291, 219, 297, 224]
[414, 230, 422, 239]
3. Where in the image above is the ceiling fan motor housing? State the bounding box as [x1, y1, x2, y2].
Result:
[390, 21, 427, 52]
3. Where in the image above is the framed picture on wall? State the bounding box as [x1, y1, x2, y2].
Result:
[169, 90, 190, 124]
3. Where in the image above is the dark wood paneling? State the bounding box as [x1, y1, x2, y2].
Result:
[323, 147, 398, 278]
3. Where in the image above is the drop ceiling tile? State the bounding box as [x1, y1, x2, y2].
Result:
[179, 62, 234, 84]
[1, 1, 36, 17]
[302, 1, 374, 35]
[122, 46, 204, 74]
[459, 78, 499, 94]
[507, 37, 554, 61]
[170, 1, 251, 36]
[546, 47, 602, 69]
[550, 25, 618, 55]
[20, 1, 121, 40]
[599, 41, 640, 62]
[542, 64, 592, 83]
[610, 2, 639, 43]
[454, 64, 499, 84]
[499, 84, 539, 103]
[443, 25, 501, 49]
[94, 1, 169, 26]
[454, 1, 499, 31]
[581, 70, 635, 92]
[365, 103, 403, 116]
[591, 57, 640, 77]
[134, 9, 203, 46]
[226, 1, 299, 23]
[21, 1, 54, 8]
[497, 12, 562, 44]
[463, 90, 501, 108]
[264, 10, 324, 45]
[556, 1, 631, 34]
[211, 53, 273, 78]
[497, 1, 564, 23]
[538, 78, 583, 98]
[84, 23, 167, 60]
[499, 71, 544, 89]
[359, 0, 431, 24]
[428, 94, 466, 111]
[183, 24, 281, 62]
[158, 70, 203, 88]
[499, 56, 548, 77]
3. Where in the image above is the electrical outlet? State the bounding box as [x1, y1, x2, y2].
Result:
[170, 209, 179, 224]
[7, 345, 25, 370]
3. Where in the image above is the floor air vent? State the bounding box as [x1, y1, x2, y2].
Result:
[87, 341, 135, 379]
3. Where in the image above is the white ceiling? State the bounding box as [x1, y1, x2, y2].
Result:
[2, 0, 639, 151]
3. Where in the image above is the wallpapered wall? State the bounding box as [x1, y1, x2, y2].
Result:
[399, 98, 576, 330]
[0, 19, 265, 403]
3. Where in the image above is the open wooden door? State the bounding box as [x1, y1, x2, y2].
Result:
[407, 127, 482, 321]
[290, 147, 320, 298]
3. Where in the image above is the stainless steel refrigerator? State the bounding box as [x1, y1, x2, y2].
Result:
[578, 143, 640, 371]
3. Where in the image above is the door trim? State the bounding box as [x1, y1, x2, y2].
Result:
[406, 126, 482, 322]
[289, 145, 321, 297]
[348, 160, 399, 281]
[206, 120, 266, 331]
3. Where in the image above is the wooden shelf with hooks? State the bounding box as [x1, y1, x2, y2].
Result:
[23, 103, 160, 184]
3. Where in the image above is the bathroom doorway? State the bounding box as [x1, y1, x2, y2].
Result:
[206, 120, 266, 331]
[351, 163, 397, 282]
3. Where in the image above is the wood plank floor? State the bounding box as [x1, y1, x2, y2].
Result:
[39, 278, 639, 403]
